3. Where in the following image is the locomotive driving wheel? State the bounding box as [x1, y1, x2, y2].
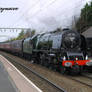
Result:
[48, 57, 57, 70]
[40, 54, 50, 67]
[40, 54, 45, 66]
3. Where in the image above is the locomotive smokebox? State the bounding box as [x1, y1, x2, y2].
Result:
[62, 30, 81, 50]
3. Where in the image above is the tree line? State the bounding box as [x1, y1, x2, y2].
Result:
[6, 29, 36, 42]
[76, 1, 92, 33]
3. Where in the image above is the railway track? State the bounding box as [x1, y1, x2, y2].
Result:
[82, 73, 92, 80]
[67, 75, 92, 88]
[2, 54, 66, 92]
[1, 51, 92, 92]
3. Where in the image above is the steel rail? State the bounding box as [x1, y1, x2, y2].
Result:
[82, 73, 92, 80]
[3, 54, 66, 92]
[68, 76, 92, 88]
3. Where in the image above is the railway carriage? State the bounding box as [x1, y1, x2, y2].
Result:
[11, 40, 23, 55]
[0, 42, 11, 52]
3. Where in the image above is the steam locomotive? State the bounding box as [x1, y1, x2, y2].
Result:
[0, 29, 92, 74]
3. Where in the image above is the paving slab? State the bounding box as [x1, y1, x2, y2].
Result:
[0, 60, 18, 92]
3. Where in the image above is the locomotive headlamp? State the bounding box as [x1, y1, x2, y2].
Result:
[86, 61, 92, 66]
[63, 56, 66, 61]
[76, 57, 78, 60]
[85, 55, 88, 60]
[65, 62, 72, 67]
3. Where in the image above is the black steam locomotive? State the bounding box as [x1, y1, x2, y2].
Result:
[0, 29, 92, 74]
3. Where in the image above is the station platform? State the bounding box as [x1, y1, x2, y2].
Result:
[0, 55, 42, 92]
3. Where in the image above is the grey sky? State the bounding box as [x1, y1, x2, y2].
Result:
[0, 0, 91, 42]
